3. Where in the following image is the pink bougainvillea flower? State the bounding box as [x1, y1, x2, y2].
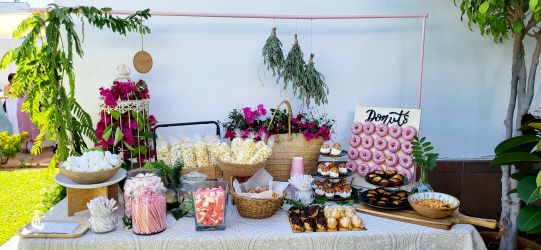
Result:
[148, 115, 157, 127]
[122, 127, 135, 146]
[224, 130, 236, 140]
[240, 129, 251, 138]
[256, 104, 267, 116]
[243, 107, 255, 124]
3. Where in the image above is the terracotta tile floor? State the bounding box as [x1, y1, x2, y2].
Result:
[1, 147, 54, 168]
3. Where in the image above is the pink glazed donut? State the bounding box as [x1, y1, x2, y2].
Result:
[384, 152, 399, 167]
[362, 122, 376, 135]
[389, 125, 403, 139]
[374, 137, 388, 151]
[399, 168, 413, 180]
[346, 160, 358, 172]
[402, 126, 417, 141]
[372, 151, 385, 164]
[349, 135, 361, 148]
[351, 122, 363, 135]
[357, 163, 370, 176]
[361, 135, 374, 149]
[399, 155, 414, 169]
[358, 149, 372, 162]
[387, 138, 401, 153]
[401, 141, 413, 155]
[348, 148, 360, 160]
[370, 164, 384, 173]
[375, 123, 389, 137]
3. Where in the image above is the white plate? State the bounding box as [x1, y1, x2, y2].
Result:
[54, 168, 127, 189]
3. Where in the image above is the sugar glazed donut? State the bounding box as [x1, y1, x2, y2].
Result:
[399, 154, 413, 169]
[398, 168, 413, 180]
[346, 160, 358, 172]
[384, 152, 398, 167]
[349, 134, 361, 148]
[362, 122, 376, 135]
[389, 125, 403, 139]
[375, 123, 389, 137]
[370, 164, 384, 173]
[374, 137, 387, 151]
[358, 148, 372, 162]
[361, 135, 374, 149]
[372, 151, 385, 165]
[357, 163, 370, 176]
[348, 148, 360, 160]
[387, 138, 401, 153]
[401, 141, 413, 155]
[351, 122, 363, 135]
[402, 126, 417, 141]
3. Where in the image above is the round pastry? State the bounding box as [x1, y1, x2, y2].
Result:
[386, 166, 398, 172]
[315, 185, 325, 196]
[374, 137, 387, 151]
[387, 138, 401, 153]
[361, 135, 374, 149]
[306, 205, 320, 218]
[323, 206, 332, 218]
[370, 165, 384, 173]
[389, 178, 402, 186]
[326, 218, 338, 230]
[389, 125, 403, 138]
[375, 188, 386, 194]
[339, 216, 352, 230]
[304, 218, 316, 231]
[329, 166, 339, 178]
[348, 148, 360, 160]
[330, 143, 342, 156]
[343, 206, 355, 217]
[391, 200, 403, 207]
[375, 123, 389, 137]
[331, 207, 342, 219]
[391, 174, 403, 182]
[349, 134, 361, 148]
[376, 200, 388, 207]
[399, 154, 414, 169]
[362, 122, 376, 135]
[401, 141, 413, 155]
[352, 215, 363, 229]
[379, 179, 390, 187]
[390, 195, 400, 201]
[324, 187, 335, 198]
[316, 216, 326, 231]
[341, 185, 353, 198]
[372, 151, 385, 164]
[402, 126, 417, 141]
[357, 163, 370, 176]
[346, 160, 358, 172]
[398, 168, 413, 180]
[384, 152, 398, 167]
[320, 143, 331, 155]
[385, 169, 397, 177]
[373, 170, 385, 176]
[351, 122, 363, 135]
[366, 193, 376, 199]
[396, 190, 408, 198]
[338, 163, 348, 174]
[358, 148, 372, 162]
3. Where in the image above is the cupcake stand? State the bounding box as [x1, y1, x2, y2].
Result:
[54, 169, 126, 216]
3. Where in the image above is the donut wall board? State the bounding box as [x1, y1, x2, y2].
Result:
[347, 107, 421, 190]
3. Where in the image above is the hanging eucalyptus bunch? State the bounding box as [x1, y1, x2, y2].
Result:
[304, 54, 328, 106]
[282, 34, 306, 95]
[262, 27, 285, 78]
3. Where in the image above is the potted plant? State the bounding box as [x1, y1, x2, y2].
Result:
[411, 136, 438, 193]
[0, 131, 29, 165]
[492, 119, 541, 249]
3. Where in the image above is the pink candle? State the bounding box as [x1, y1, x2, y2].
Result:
[290, 157, 305, 176]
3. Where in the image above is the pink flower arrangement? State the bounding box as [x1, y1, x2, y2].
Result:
[95, 79, 156, 165]
[222, 104, 333, 142]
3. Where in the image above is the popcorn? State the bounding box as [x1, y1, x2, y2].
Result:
[217, 138, 272, 165]
[62, 151, 122, 172]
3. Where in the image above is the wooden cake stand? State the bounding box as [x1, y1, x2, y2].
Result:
[54, 169, 126, 216]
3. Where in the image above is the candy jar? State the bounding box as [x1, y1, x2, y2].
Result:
[178, 171, 208, 217]
[124, 169, 167, 235]
[192, 181, 227, 231]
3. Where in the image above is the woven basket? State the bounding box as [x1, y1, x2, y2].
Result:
[229, 176, 286, 219]
[217, 158, 268, 178]
[265, 100, 324, 181]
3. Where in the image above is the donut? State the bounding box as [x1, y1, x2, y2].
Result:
[361, 135, 374, 149]
[375, 123, 389, 137]
[398, 168, 413, 180]
[351, 122, 363, 135]
[374, 137, 387, 151]
[387, 138, 401, 153]
[348, 148, 360, 160]
[402, 126, 417, 141]
[358, 149, 372, 162]
[346, 160, 358, 172]
[384, 152, 398, 167]
[372, 151, 385, 165]
[399, 155, 413, 169]
[349, 135, 361, 148]
[357, 163, 370, 176]
[362, 122, 376, 135]
[389, 125, 403, 139]
[401, 141, 413, 155]
[370, 164, 384, 173]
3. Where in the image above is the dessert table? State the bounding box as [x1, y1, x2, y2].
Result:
[18, 198, 487, 250]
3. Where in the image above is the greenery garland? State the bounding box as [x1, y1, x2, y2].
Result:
[282, 34, 306, 97]
[304, 54, 328, 106]
[0, 5, 151, 168]
[262, 27, 285, 79]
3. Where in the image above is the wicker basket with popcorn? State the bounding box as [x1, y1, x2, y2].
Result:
[214, 137, 272, 178]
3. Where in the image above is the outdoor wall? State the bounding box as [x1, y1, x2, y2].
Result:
[48, 0, 527, 159]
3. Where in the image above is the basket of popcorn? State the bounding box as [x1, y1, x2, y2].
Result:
[215, 137, 272, 178]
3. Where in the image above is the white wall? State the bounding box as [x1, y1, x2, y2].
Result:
[45, 0, 525, 159]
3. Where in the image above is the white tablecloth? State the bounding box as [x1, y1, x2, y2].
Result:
[18, 198, 487, 250]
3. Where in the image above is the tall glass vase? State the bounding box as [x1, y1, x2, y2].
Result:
[411, 167, 434, 193]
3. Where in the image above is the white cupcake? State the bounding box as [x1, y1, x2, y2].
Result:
[324, 188, 335, 198]
[338, 163, 348, 174]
